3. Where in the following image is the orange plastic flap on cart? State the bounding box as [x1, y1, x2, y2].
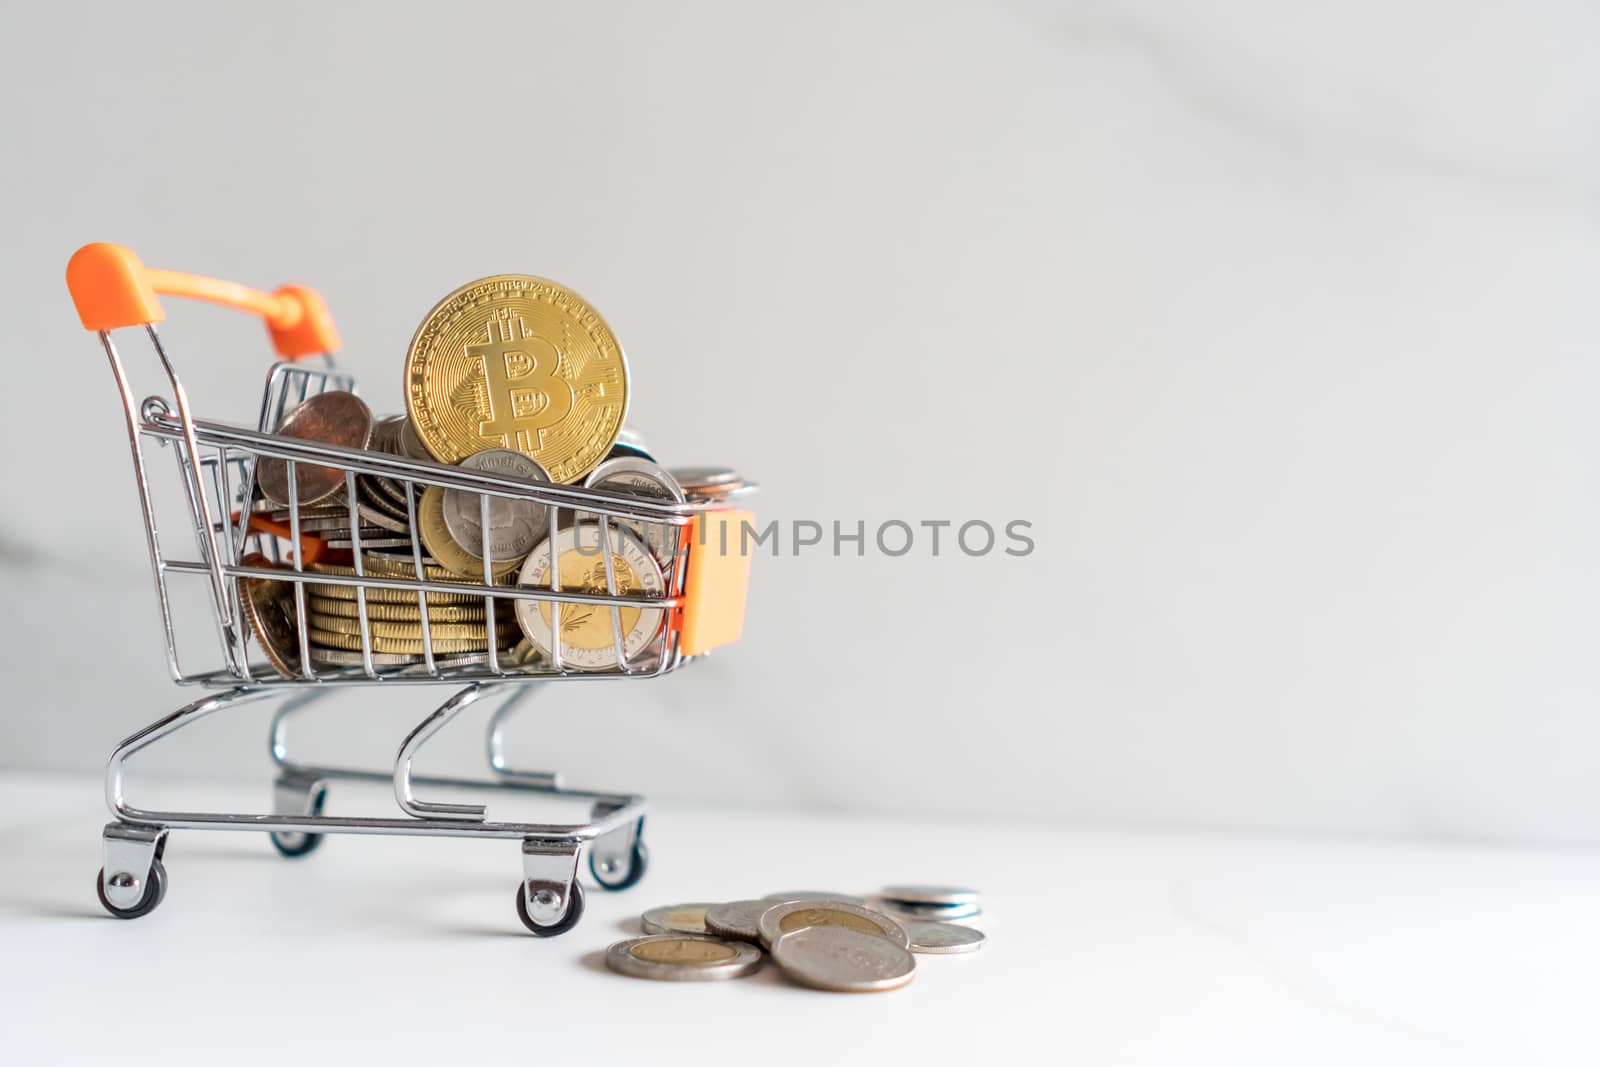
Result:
[680, 510, 755, 657]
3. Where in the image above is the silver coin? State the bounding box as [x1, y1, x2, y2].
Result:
[605, 935, 763, 982]
[325, 536, 424, 550]
[897, 919, 986, 955]
[364, 417, 418, 507]
[670, 466, 740, 488]
[398, 417, 434, 462]
[364, 414, 401, 458]
[583, 457, 686, 564]
[608, 425, 654, 461]
[307, 648, 509, 670]
[876, 898, 981, 922]
[256, 392, 373, 508]
[441, 450, 551, 564]
[756, 899, 907, 950]
[771, 925, 916, 993]
[878, 904, 981, 926]
[703, 899, 773, 944]
[762, 891, 867, 905]
[307, 647, 424, 667]
[640, 902, 715, 935]
[881, 884, 980, 907]
[263, 503, 350, 523]
[356, 479, 411, 525]
[273, 515, 359, 533]
[669, 466, 757, 503]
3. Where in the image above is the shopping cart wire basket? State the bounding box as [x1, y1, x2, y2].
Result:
[66, 242, 755, 934]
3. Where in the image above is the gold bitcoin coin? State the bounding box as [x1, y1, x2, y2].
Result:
[404, 275, 628, 482]
[306, 628, 506, 655]
[306, 595, 500, 623]
[306, 612, 504, 642]
[419, 485, 522, 580]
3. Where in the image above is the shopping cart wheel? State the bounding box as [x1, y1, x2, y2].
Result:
[515, 879, 586, 937]
[269, 785, 327, 858]
[270, 829, 323, 858]
[95, 860, 167, 920]
[590, 838, 649, 892]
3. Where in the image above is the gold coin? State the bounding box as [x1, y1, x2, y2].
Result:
[775, 909, 887, 939]
[404, 275, 628, 482]
[306, 612, 507, 642]
[306, 582, 485, 606]
[306, 595, 504, 623]
[629, 940, 738, 965]
[306, 628, 507, 655]
[311, 558, 458, 581]
[514, 523, 666, 671]
[419, 485, 521, 580]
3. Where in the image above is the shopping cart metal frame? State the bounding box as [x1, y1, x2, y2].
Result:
[67, 243, 754, 935]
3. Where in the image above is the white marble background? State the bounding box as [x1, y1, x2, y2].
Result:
[1, 0, 1596, 842]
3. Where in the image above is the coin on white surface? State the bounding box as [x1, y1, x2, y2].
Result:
[703, 899, 773, 944]
[897, 919, 986, 954]
[880, 884, 980, 907]
[640, 902, 714, 935]
[606, 935, 763, 982]
[756, 900, 907, 950]
[771, 925, 916, 993]
[762, 891, 866, 904]
[877, 898, 982, 922]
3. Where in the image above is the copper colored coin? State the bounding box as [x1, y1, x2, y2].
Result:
[256, 391, 374, 507]
[238, 552, 302, 678]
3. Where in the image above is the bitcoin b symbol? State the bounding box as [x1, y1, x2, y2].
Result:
[468, 313, 575, 452]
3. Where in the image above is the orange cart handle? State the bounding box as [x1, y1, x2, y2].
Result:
[66, 242, 339, 358]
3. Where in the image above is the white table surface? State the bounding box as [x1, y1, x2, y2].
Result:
[0, 770, 1593, 1067]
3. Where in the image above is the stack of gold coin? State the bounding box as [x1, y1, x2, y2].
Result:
[301, 557, 522, 667]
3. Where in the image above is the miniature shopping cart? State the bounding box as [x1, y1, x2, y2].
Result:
[66, 242, 754, 935]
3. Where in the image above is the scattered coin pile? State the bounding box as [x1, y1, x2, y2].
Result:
[607, 886, 984, 992]
[241, 273, 753, 674]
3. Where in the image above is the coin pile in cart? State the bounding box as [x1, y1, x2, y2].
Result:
[607, 886, 985, 992]
[241, 274, 751, 674]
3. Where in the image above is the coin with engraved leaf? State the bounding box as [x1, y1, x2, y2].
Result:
[514, 524, 665, 671]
